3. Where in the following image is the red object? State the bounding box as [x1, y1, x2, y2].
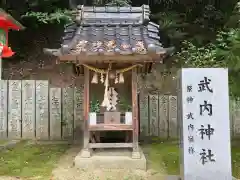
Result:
[0, 17, 21, 30]
[0, 8, 24, 58]
[0, 44, 14, 58]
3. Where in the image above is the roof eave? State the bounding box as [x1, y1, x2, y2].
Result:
[56, 52, 166, 64]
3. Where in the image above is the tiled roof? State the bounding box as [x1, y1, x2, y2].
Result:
[43, 5, 173, 61]
[61, 21, 164, 56]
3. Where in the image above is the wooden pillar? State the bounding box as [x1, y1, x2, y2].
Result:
[132, 67, 140, 158]
[83, 67, 90, 150]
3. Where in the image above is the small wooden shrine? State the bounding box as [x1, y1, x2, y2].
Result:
[44, 5, 171, 158]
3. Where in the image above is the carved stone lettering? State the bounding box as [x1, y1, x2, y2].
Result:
[22, 80, 35, 139]
[159, 95, 169, 137]
[139, 93, 149, 137]
[169, 96, 177, 138]
[62, 87, 74, 140]
[149, 95, 159, 136]
[35, 81, 49, 140]
[74, 86, 84, 140]
[0, 80, 7, 139]
[8, 80, 21, 139]
[50, 88, 61, 140]
[233, 100, 240, 136]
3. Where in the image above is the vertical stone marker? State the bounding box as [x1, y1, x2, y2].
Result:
[35, 81, 49, 140]
[8, 80, 22, 139]
[178, 68, 232, 180]
[22, 80, 35, 139]
[0, 80, 7, 138]
[50, 88, 61, 140]
[74, 86, 84, 139]
[62, 87, 74, 140]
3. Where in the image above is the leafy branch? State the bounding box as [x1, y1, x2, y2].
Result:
[21, 9, 74, 24]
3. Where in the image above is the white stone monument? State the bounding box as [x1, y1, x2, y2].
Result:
[178, 68, 232, 180]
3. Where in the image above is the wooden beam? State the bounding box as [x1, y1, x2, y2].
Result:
[89, 143, 133, 148]
[83, 67, 90, 149]
[58, 54, 165, 63]
[132, 67, 139, 152]
[89, 124, 133, 131]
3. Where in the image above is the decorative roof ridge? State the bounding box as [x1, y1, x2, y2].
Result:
[76, 4, 149, 13]
[75, 5, 150, 25]
[78, 24, 148, 27]
[142, 4, 150, 24]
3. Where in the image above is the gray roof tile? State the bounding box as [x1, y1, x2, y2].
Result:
[61, 24, 164, 55]
[45, 5, 168, 58]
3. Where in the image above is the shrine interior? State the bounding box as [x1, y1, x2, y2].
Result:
[89, 66, 133, 144]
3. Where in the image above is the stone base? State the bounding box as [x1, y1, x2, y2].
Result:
[164, 175, 181, 180]
[79, 149, 92, 158]
[74, 148, 146, 170]
[132, 151, 141, 159]
[164, 175, 237, 180]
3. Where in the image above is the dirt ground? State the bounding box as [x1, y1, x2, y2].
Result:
[0, 145, 166, 180]
[51, 146, 166, 180]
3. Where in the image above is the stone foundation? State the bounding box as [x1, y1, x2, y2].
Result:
[74, 147, 146, 170]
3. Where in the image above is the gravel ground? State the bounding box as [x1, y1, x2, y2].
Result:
[51, 146, 166, 180]
[0, 146, 166, 180]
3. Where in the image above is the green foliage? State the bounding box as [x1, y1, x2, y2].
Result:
[118, 97, 132, 112]
[152, 11, 188, 46]
[177, 28, 240, 97]
[93, 0, 131, 6]
[1, 0, 72, 25]
[2, 0, 240, 97]
[153, 0, 180, 7]
[149, 0, 240, 97]
[176, 41, 219, 67]
[193, 5, 226, 31]
[20, 0, 131, 24]
[225, 2, 240, 28]
[105, 0, 131, 6]
[21, 9, 73, 24]
[90, 99, 101, 113]
[0, 142, 69, 178]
